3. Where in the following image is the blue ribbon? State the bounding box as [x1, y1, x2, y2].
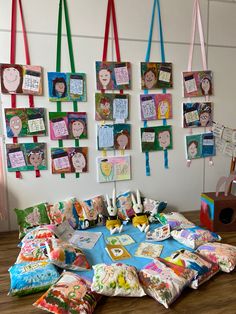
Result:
[143, 0, 169, 174]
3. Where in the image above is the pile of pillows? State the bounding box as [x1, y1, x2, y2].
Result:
[9, 198, 236, 312]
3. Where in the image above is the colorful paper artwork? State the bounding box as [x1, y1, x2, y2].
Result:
[49, 112, 87, 140]
[95, 61, 131, 90]
[95, 93, 129, 122]
[183, 70, 213, 98]
[51, 147, 88, 174]
[0, 64, 43, 95]
[186, 132, 215, 160]
[4, 108, 46, 137]
[140, 94, 172, 121]
[183, 102, 213, 128]
[6, 143, 47, 172]
[140, 125, 173, 152]
[47, 72, 86, 102]
[97, 124, 131, 150]
[97, 155, 131, 182]
[140, 62, 173, 89]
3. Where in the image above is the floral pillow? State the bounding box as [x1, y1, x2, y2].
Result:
[33, 271, 101, 314]
[8, 261, 60, 296]
[157, 212, 195, 230]
[14, 203, 50, 238]
[47, 197, 78, 228]
[91, 263, 146, 297]
[165, 249, 219, 289]
[196, 242, 236, 273]
[171, 227, 221, 249]
[46, 238, 90, 271]
[16, 239, 48, 264]
[139, 258, 196, 308]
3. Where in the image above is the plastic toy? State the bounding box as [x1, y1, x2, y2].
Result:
[106, 189, 123, 235]
[131, 190, 149, 233]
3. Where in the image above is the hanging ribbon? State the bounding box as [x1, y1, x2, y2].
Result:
[10, 0, 40, 178]
[144, 0, 169, 175]
[56, 0, 80, 178]
[187, 0, 212, 166]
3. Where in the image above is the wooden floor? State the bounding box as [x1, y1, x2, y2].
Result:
[0, 211, 236, 314]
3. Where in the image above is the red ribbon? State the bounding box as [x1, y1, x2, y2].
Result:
[10, 0, 40, 178]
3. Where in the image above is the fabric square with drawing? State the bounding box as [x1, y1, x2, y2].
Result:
[49, 112, 87, 140]
[6, 143, 47, 172]
[51, 147, 88, 174]
[186, 132, 215, 160]
[96, 61, 131, 90]
[47, 72, 86, 102]
[97, 155, 131, 183]
[183, 102, 213, 128]
[183, 70, 213, 98]
[0, 63, 43, 95]
[140, 62, 173, 89]
[5, 108, 46, 137]
[141, 125, 173, 152]
[140, 93, 172, 121]
[95, 93, 129, 122]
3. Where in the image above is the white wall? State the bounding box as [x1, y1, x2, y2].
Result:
[0, 0, 235, 232]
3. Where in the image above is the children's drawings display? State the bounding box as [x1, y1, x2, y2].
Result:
[183, 102, 213, 128]
[186, 132, 215, 160]
[51, 147, 88, 174]
[97, 124, 131, 150]
[141, 125, 173, 152]
[95, 61, 131, 90]
[6, 143, 47, 172]
[183, 71, 213, 98]
[140, 62, 173, 90]
[47, 72, 86, 102]
[49, 112, 87, 140]
[140, 94, 172, 121]
[5, 108, 46, 137]
[0, 64, 43, 96]
[97, 155, 131, 183]
[95, 93, 129, 122]
[213, 123, 236, 157]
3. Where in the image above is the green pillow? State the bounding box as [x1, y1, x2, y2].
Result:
[14, 203, 50, 238]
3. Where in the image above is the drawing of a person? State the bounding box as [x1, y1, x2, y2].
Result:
[115, 130, 129, 150]
[9, 116, 22, 137]
[143, 68, 157, 89]
[27, 149, 44, 170]
[158, 100, 170, 119]
[52, 77, 67, 98]
[200, 76, 212, 96]
[100, 97, 111, 118]
[188, 140, 198, 159]
[2, 66, 21, 93]
[158, 130, 171, 149]
[71, 120, 85, 138]
[100, 159, 114, 181]
[98, 68, 112, 90]
[70, 150, 86, 173]
[199, 104, 211, 127]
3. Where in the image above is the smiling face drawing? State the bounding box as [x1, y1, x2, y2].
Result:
[98, 69, 111, 89]
[28, 151, 43, 169]
[158, 101, 169, 118]
[116, 133, 128, 150]
[100, 159, 113, 177]
[144, 69, 157, 89]
[72, 152, 86, 172]
[3, 67, 21, 92]
[158, 130, 170, 149]
[72, 120, 84, 138]
[9, 116, 22, 136]
[188, 141, 198, 158]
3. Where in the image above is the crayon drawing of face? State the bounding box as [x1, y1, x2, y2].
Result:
[52, 77, 67, 98]
[144, 69, 157, 89]
[9, 116, 22, 136]
[100, 159, 113, 179]
[98, 68, 111, 89]
[28, 150, 44, 170]
[158, 130, 170, 149]
[72, 120, 84, 138]
[200, 77, 211, 95]
[3, 67, 21, 92]
[199, 111, 210, 127]
[188, 141, 198, 158]
[100, 98, 111, 117]
[116, 133, 129, 150]
[158, 100, 169, 119]
[71, 151, 86, 173]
